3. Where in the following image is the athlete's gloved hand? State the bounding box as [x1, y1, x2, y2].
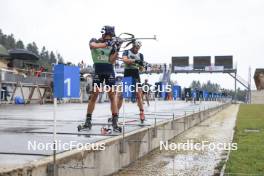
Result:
[105, 40, 115, 47]
[135, 59, 144, 66]
[111, 43, 121, 53]
[112, 37, 123, 52]
[112, 37, 123, 46]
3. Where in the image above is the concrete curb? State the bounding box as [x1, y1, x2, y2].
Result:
[220, 104, 240, 176]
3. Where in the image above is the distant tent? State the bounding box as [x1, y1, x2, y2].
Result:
[0, 44, 9, 57]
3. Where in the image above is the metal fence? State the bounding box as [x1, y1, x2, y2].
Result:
[0, 69, 52, 85]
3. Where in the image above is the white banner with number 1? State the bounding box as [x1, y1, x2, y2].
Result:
[64, 78, 71, 96]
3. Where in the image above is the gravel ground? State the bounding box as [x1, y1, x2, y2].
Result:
[113, 104, 239, 176]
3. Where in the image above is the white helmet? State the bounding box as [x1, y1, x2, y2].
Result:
[133, 41, 142, 48]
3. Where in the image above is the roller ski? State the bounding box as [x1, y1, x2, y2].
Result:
[77, 117, 92, 131]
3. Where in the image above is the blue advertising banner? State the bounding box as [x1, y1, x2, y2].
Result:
[161, 83, 166, 99]
[192, 90, 197, 98]
[53, 64, 80, 98]
[122, 77, 133, 98]
[172, 85, 181, 100]
[203, 90, 209, 100]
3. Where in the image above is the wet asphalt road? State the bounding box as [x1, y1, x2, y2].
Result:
[0, 100, 222, 170]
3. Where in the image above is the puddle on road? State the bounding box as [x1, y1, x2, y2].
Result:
[113, 105, 239, 176]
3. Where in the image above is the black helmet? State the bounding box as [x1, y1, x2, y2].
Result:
[132, 41, 142, 48]
[101, 26, 115, 37]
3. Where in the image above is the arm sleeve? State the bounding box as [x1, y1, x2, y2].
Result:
[140, 53, 144, 61]
[89, 38, 97, 44]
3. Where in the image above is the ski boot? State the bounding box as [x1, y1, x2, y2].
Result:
[140, 110, 145, 124]
[77, 117, 92, 131]
[112, 116, 122, 132]
[108, 116, 118, 123]
[107, 117, 112, 123]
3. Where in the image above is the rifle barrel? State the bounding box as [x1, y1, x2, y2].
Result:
[121, 37, 157, 42]
[134, 37, 156, 40]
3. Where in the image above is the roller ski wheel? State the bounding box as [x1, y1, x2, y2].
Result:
[113, 126, 122, 133]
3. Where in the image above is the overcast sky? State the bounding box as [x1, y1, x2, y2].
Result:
[1, 0, 263, 89]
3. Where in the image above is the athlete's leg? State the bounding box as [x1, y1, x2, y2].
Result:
[108, 89, 122, 131]
[117, 92, 123, 112]
[104, 73, 121, 131]
[142, 92, 145, 104]
[108, 89, 118, 115]
[87, 88, 100, 114]
[103, 73, 118, 115]
[146, 92, 150, 106]
[136, 88, 145, 122]
[81, 85, 100, 128]
[86, 74, 102, 119]
[136, 88, 144, 110]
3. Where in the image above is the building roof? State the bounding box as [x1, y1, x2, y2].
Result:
[8, 49, 40, 61]
[254, 68, 264, 78]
